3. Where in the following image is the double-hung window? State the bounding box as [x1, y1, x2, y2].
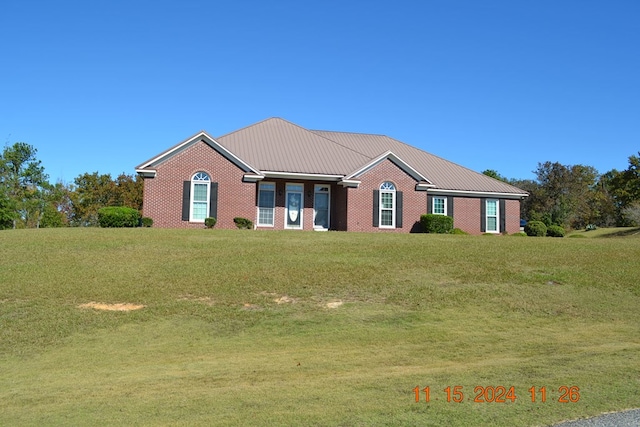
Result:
[486, 199, 499, 233]
[432, 197, 446, 215]
[379, 181, 396, 228]
[257, 182, 275, 226]
[190, 172, 210, 222]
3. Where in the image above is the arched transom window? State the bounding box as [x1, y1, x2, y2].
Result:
[379, 181, 396, 228]
[190, 172, 210, 222]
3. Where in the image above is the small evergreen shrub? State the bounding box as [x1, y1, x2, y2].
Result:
[451, 228, 468, 235]
[204, 217, 217, 228]
[420, 214, 453, 234]
[141, 217, 153, 227]
[524, 220, 547, 237]
[98, 207, 141, 228]
[233, 217, 253, 229]
[546, 225, 565, 237]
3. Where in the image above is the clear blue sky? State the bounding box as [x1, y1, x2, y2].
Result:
[2, 0, 638, 184]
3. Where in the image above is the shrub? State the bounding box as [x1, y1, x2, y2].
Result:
[204, 217, 217, 229]
[141, 217, 153, 227]
[233, 217, 253, 229]
[98, 207, 141, 228]
[420, 214, 453, 234]
[546, 225, 565, 237]
[451, 228, 468, 235]
[524, 220, 547, 237]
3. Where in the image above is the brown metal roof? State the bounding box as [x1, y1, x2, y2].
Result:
[214, 118, 526, 195]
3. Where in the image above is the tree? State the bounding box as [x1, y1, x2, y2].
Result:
[600, 152, 640, 226]
[482, 169, 509, 182]
[0, 142, 49, 228]
[69, 172, 143, 226]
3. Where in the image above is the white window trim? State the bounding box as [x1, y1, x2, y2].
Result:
[257, 182, 276, 227]
[189, 172, 210, 223]
[379, 181, 396, 229]
[313, 184, 330, 231]
[285, 183, 304, 230]
[486, 199, 500, 233]
[432, 196, 447, 215]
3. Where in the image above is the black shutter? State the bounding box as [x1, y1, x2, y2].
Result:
[373, 190, 379, 227]
[396, 191, 403, 228]
[210, 182, 218, 219]
[480, 198, 486, 232]
[182, 181, 190, 221]
[499, 199, 506, 234]
[427, 195, 432, 214]
[447, 196, 454, 218]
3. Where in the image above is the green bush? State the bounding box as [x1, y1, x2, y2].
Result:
[524, 220, 547, 237]
[98, 207, 141, 228]
[233, 217, 253, 229]
[420, 214, 453, 234]
[451, 228, 468, 235]
[141, 217, 153, 227]
[204, 217, 217, 229]
[546, 225, 565, 237]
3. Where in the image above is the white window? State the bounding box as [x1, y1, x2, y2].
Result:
[285, 183, 303, 229]
[486, 199, 499, 233]
[190, 172, 210, 222]
[314, 185, 330, 230]
[257, 182, 275, 226]
[379, 181, 396, 228]
[432, 197, 446, 215]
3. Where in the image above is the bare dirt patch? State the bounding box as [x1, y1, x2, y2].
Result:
[178, 294, 215, 306]
[78, 302, 145, 311]
[326, 301, 343, 309]
[274, 295, 295, 304]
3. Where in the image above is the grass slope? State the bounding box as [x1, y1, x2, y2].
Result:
[1, 228, 639, 426]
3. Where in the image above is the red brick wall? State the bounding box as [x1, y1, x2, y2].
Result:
[142, 140, 256, 229]
[451, 196, 522, 235]
[504, 199, 521, 234]
[345, 159, 426, 232]
[451, 197, 480, 234]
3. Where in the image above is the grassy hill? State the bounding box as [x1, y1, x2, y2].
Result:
[1, 228, 639, 426]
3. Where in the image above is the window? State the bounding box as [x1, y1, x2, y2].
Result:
[257, 182, 275, 226]
[432, 197, 446, 215]
[190, 172, 210, 222]
[314, 185, 330, 230]
[285, 183, 303, 229]
[379, 181, 396, 228]
[486, 199, 499, 233]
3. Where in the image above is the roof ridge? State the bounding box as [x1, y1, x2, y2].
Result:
[308, 129, 376, 160]
[216, 117, 283, 139]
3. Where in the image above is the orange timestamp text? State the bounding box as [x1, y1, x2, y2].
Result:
[413, 385, 580, 403]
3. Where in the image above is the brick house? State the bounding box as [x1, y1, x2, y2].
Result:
[136, 118, 528, 234]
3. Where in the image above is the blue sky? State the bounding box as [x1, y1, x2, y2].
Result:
[2, 0, 638, 184]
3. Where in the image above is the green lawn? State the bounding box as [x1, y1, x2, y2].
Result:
[1, 228, 639, 426]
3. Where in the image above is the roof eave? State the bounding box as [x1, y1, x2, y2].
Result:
[428, 188, 529, 199]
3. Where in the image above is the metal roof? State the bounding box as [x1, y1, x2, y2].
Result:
[137, 117, 527, 196]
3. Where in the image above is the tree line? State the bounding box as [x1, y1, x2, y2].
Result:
[0, 142, 142, 229]
[1, 142, 639, 230]
[483, 151, 640, 229]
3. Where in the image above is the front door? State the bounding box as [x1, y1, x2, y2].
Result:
[313, 185, 330, 230]
[285, 184, 303, 229]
